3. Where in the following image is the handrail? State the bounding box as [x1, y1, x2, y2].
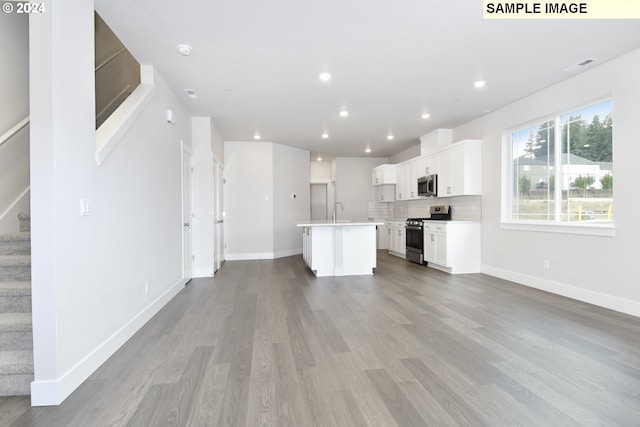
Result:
[0, 116, 29, 149]
[95, 47, 126, 72]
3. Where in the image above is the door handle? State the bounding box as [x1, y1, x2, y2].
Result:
[184, 222, 190, 227]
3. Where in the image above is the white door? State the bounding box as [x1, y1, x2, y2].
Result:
[214, 163, 224, 272]
[182, 143, 193, 279]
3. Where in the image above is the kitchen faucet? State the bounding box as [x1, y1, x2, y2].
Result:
[333, 202, 344, 223]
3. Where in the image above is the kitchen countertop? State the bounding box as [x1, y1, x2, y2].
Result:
[422, 219, 481, 223]
[297, 220, 384, 227]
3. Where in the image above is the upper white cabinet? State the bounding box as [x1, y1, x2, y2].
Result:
[416, 154, 439, 177]
[372, 138, 481, 200]
[376, 184, 395, 202]
[437, 139, 482, 197]
[395, 158, 420, 200]
[372, 164, 397, 185]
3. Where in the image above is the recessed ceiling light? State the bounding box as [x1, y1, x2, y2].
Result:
[365, 147, 371, 153]
[319, 72, 331, 82]
[317, 156, 322, 161]
[184, 89, 198, 99]
[254, 133, 261, 140]
[474, 80, 486, 88]
[322, 132, 329, 139]
[421, 113, 431, 119]
[339, 110, 349, 118]
[177, 44, 192, 56]
[387, 135, 394, 141]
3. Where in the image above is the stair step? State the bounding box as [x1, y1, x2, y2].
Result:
[0, 313, 32, 351]
[0, 351, 33, 396]
[17, 212, 30, 233]
[0, 313, 32, 332]
[0, 282, 31, 313]
[0, 256, 31, 282]
[0, 232, 31, 256]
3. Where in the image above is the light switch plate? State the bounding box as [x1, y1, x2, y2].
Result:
[80, 198, 91, 216]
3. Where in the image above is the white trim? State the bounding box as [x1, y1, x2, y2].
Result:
[95, 83, 155, 165]
[95, 65, 156, 166]
[481, 264, 640, 318]
[30, 278, 187, 406]
[225, 252, 275, 261]
[274, 248, 302, 258]
[0, 116, 29, 148]
[499, 221, 615, 237]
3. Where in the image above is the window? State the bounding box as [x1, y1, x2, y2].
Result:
[506, 99, 613, 233]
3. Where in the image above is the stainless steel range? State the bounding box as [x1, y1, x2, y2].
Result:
[405, 205, 451, 265]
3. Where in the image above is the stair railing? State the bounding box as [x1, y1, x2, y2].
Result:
[0, 116, 29, 149]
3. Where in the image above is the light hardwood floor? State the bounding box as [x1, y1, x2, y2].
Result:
[2, 252, 640, 426]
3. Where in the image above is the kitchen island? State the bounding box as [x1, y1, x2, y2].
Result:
[297, 221, 383, 277]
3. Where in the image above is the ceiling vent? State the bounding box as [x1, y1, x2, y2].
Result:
[563, 57, 598, 71]
[184, 89, 198, 99]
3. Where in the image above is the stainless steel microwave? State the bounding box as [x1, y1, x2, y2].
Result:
[417, 174, 437, 197]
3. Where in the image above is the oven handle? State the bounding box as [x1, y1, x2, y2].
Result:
[405, 225, 423, 230]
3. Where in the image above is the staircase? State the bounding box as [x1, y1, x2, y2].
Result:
[0, 212, 33, 396]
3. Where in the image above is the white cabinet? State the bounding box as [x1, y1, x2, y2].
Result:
[376, 185, 395, 202]
[385, 220, 406, 257]
[437, 139, 482, 197]
[395, 163, 408, 201]
[372, 164, 397, 185]
[416, 154, 439, 177]
[423, 221, 480, 274]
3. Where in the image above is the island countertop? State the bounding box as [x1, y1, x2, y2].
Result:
[298, 221, 380, 276]
[296, 220, 384, 227]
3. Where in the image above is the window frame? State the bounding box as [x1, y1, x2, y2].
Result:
[501, 98, 615, 237]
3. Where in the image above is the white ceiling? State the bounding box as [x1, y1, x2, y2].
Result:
[94, 0, 640, 160]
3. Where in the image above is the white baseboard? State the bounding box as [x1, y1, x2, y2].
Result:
[30, 277, 187, 406]
[273, 248, 302, 258]
[481, 264, 640, 318]
[225, 249, 302, 261]
[225, 252, 275, 261]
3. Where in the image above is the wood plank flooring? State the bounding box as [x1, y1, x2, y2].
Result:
[2, 252, 640, 426]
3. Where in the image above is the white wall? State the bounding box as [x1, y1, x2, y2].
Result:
[224, 141, 310, 260]
[191, 117, 215, 277]
[454, 47, 640, 317]
[310, 160, 332, 182]
[30, 0, 191, 405]
[0, 12, 30, 232]
[224, 141, 274, 259]
[389, 143, 420, 164]
[334, 157, 387, 221]
[273, 144, 310, 257]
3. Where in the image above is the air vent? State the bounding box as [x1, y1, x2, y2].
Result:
[184, 89, 198, 99]
[563, 57, 598, 71]
[577, 58, 595, 66]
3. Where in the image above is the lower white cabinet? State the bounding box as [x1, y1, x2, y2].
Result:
[423, 221, 480, 274]
[385, 220, 406, 257]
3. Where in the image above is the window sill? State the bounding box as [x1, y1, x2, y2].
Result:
[500, 221, 615, 237]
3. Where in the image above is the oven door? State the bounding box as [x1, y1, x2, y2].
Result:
[405, 225, 424, 264]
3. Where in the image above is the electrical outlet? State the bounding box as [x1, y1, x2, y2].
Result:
[543, 260, 550, 270]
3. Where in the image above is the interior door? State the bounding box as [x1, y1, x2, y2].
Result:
[214, 163, 224, 272]
[182, 143, 193, 279]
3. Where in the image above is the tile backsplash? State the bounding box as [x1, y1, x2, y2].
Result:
[394, 195, 482, 221]
[367, 201, 395, 219]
